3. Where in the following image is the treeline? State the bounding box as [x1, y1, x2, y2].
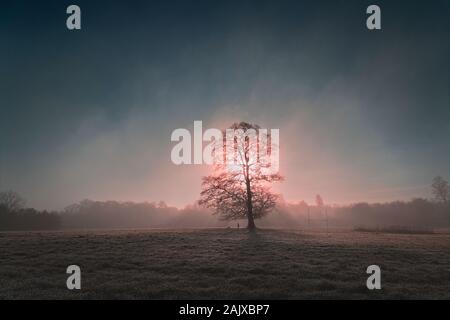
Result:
[62, 199, 224, 229]
[52, 197, 450, 231]
[0, 191, 61, 231]
[0, 192, 448, 231]
[333, 199, 448, 229]
[273, 198, 449, 230]
[0, 206, 61, 231]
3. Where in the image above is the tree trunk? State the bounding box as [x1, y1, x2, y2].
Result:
[245, 176, 256, 230]
[247, 211, 256, 230]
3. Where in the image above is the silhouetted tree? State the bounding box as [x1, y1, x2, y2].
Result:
[0, 191, 60, 231]
[315, 194, 324, 207]
[199, 122, 283, 230]
[0, 190, 26, 212]
[431, 176, 449, 203]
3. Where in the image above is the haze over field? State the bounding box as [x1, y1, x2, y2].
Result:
[1, 0, 449, 212]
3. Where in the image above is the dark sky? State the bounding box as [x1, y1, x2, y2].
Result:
[0, 0, 449, 210]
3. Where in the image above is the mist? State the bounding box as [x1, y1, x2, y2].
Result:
[0, 0, 448, 211]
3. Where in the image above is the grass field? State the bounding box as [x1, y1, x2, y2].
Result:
[0, 228, 449, 299]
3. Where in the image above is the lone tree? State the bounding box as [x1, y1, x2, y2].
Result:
[0, 190, 26, 212]
[315, 194, 324, 207]
[431, 176, 449, 203]
[199, 122, 283, 230]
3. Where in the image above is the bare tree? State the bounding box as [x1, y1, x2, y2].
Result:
[0, 190, 26, 212]
[431, 176, 449, 203]
[315, 194, 324, 207]
[199, 122, 283, 230]
[315, 194, 328, 233]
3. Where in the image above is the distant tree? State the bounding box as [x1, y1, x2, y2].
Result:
[199, 122, 283, 230]
[0, 191, 60, 231]
[157, 201, 168, 209]
[315, 194, 328, 232]
[315, 194, 324, 207]
[431, 176, 449, 203]
[0, 190, 26, 212]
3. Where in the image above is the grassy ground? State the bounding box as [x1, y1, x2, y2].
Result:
[0, 228, 448, 299]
